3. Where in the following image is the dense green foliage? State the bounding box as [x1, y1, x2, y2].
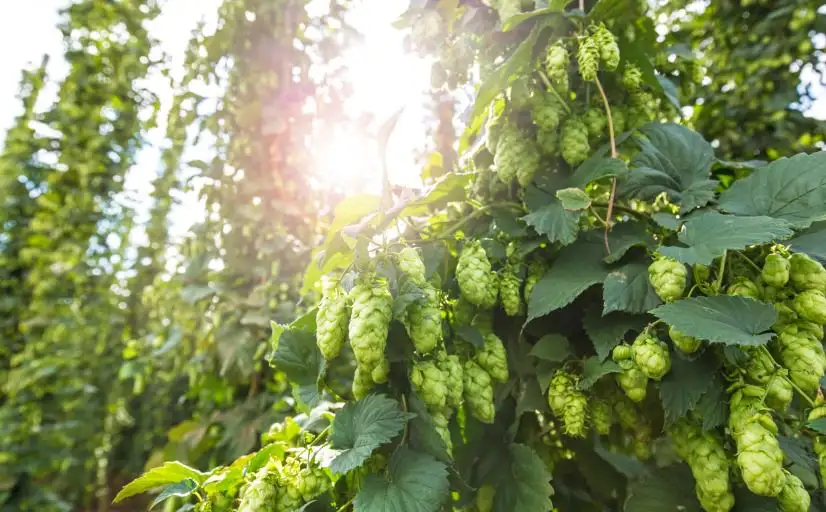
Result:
[1, 0, 825, 511]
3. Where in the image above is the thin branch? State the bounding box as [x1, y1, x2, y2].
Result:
[594, 76, 619, 253]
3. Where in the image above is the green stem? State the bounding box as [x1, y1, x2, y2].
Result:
[735, 251, 763, 274]
[336, 497, 355, 512]
[591, 202, 647, 220]
[715, 251, 727, 292]
[758, 345, 816, 407]
[537, 70, 572, 115]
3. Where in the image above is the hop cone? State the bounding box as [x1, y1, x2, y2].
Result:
[485, 102, 505, 154]
[789, 252, 826, 292]
[648, 256, 687, 302]
[536, 126, 559, 156]
[632, 332, 671, 381]
[669, 419, 735, 512]
[792, 289, 826, 324]
[532, 92, 563, 132]
[611, 107, 627, 134]
[765, 372, 793, 411]
[547, 370, 576, 416]
[316, 277, 348, 360]
[371, 358, 390, 384]
[499, 265, 523, 316]
[411, 361, 448, 410]
[669, 326, 701, 354]
[727, 277, 761, 299]
[456, 241, 498, 309]
[463, 360, 495, 423]
[735, 417, 786, 497]
[616, 359, 648, 402]
[762, 254, 790, 288]
[402, 281, 442, 354]
[348, 278, 392, 372]
[577, 35, 600, 81]
[776, 330, 825, 396]
[592, 23, 620, 70]
[562, 392, 588, 438]
[560, 117, 590, 166]
[622, 64, 643, 90]
[524, 260, 547, 303]
[296, 466, 331, 502]
[494, 124, 540, 187]
[777, 471, 810, 512]
[545, 44, 569, 86]
[353, 365, 375, 399]
[238, 467, 279, 512]
[808, 405, 826, 487]
[584, 108, 606, 139]
[397, 247, 427, 283]
[476, 333, 509, 383]
[437, 352, 464, 408]
[590, 398, 614, 435]
[431, 410, 453, 455]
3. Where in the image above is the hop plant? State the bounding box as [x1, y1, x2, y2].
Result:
[648, 256, 687, 303]
[402, 281, 443, 354]
[562, 392, 588, 438]
[592, 23, 620, 70]
[316, 277, 348, 360]
[411, 361, 448, 410]
[792, 289, 826, 324]
[789, 252, 826, 292]
[456, 241, 498, 309]
[397, 247, 427, 283]
[577, 35, 600, 81]
[775, 329, 826, 396]
[731, 410, 786, 497]
[484, 101, 505, 154]
[524, 260, 546, 303]
[238, 467, 279, 512]
[431, 410, 453, 455]
[583, 108, 607, 139]
[632, 332, 671, 381]
[499, 265, 522, 316]
[494, 124, 541, 187]
[777, 471, 810, 512]
[296, 466, 331, 502]
[590, 398, 614, 435]
[353, 365, 375, 399]
[547, 370, 577, 416]
[727, 277, 761, 299]
[622, 64, 643, 90]
[463, 360, 495, 423]
[668, 419, 735, 512]
[437, 352, 464, 408]
[808, 404, 826, 488]
[371, 358, 390, 384]
[762, 254, 791, 288]
[668, 326, 701, 354]
[532, 92, 563, 132]
[476, 333, 509, 383]
[616, 359, 648, 402]
[545, 44, 569, 88]
[348, 278, 393, 372]
[560, 117, 590, 165]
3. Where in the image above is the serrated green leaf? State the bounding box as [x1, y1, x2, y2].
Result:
[583, 308, 646, 360]
[624, 464, 703, 512]
[621, 123, 717, 214]
[807, 418, 826, 435]
[556, 187, 591, 211]
[516, 377, 549, 416]
[527, 238, 609, 322]
[602, 262, 662, 314]
[354, 448, 449, 512]
[731, 488, 778, 512]
[407, 393, 451, 464]
[327, 394, 415, 474]
[658, 212, 794, 265]
[149, 480, 197, 510]
[456, 325, 485, 348]
[603, 222, 655, 264]
[777, 435, 819, 489]
[529, 334, 573, 362]
[651, 296, 777, 346]
[579, 357, 621, 389]
[594, 442, 645, 478]
[789, 221, 826, 263]
[569, 156, 628, 188]
[502, 0, 569, 31]
[522, 198, 583, 246]
[652, 212, 680, 230]
[270, 329, 322, 397]
[493, 444, 554, 512]
[695, 375, 727, 431]
[656, 75, 681, 110]
[719, 151, 826, 229]
[114, 462, 207, 503]
[658, 353, 716, 426]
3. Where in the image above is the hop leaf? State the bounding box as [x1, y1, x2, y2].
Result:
[354, 448, 450, 512]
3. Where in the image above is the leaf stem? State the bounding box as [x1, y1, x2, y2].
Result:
[759, 345, 816, 407]
[734, 251, 762, 274]
[537, 71, 571, 115]
[593, 76, 618, 255]
[715, 251, 727, 292]
[336, 497, 355, 512]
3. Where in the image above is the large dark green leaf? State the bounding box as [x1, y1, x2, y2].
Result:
[719, 151, 826, 229]
[624, 464, 702, 512]
[493, 444, 554, 512]
[658, 353, 716, 426]
[522, 197, 583, 246]
[582, 308, 646, 360]
[602, 262, 662, 314]
[621, 123, 717, 213]
[788, 221, 826, 263]
[603, 221, 655, 264]
[354, 448, 449, 512]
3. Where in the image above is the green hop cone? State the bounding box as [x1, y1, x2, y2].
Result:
[592, 23, 620, 71]
[590, 397, 614, 435]
[499, 265, 523, 316]
[632, 425, 653, 461]
[648, 256, 687, 303]
[560, 117, 590, 166]
[616, 359, 648, 402]
[562, 392, 588, 438]
[463, 360, 495, 423]
[523, 260, 546, 303]
[727, 384, 767, 432]
[484, 101, 505, 155]
[622, 64, 643, 90]
[547, 370, 576, 416]
[613, 393, 643, 431]
[611, 107, 627, 134]
[353, 365, 375, 400]
[536, 126, 559, 156]
[238, 467, 278, 512]
[735, 415, 786, 497]
[348, 278, 392, 372]
[371, 358, 390, 384]
[777, 471, 810, 512]
[789, 252, 826, 292]
[727, 277, 761, 299]
[762, 254, 791, 288]
[456, 241, 498, 309]
[773, 302, 799, 331]
[437, 352, 464, 408]
[545, 44, 569, 86]
[743, 347, 776, 384]
[402, 281, 443, 354]
[296, 467, 331, 502]
[532, 92, 563, 132]
[494, 124, 541, 187]
[669, 326, 701, 354]
[792, 289, 826, 324]
[765, 372, 793, 411]
[316, 277, 348, 360]
[612, 344, 633, 361]
[583, 108, 607, 139]
[632, 332, 671, 381]
[431, 410, 453, 455]
[397, 247, 427, 283]
[476, 333, 509, 383]
[671, 420, 735, 512]
[411, 361, 448, 410]
[808, 404, 826, 487]
[475, 484, 495, 512]
[577, 35, 600, 81]
[776, 330, 826, 396]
